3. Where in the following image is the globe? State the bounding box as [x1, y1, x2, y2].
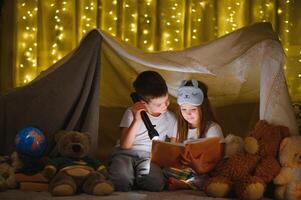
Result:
[15, 127, 46, 157]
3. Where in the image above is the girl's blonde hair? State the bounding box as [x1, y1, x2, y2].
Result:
[176, 80, 218, 143]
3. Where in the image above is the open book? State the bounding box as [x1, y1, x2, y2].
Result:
[151, 137, 222, 170]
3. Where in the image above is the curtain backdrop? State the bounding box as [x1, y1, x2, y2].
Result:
[0, 0, 300, 103]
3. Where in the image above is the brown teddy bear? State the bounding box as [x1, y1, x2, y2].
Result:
[204, 120, 289, 200]
[273, 136, 301, 200]
[42, 130, 114, 196]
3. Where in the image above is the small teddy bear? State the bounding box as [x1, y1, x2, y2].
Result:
[204, 120, 289, 200]
[273, 136, 301, 200]
[42, 130, 114, 196]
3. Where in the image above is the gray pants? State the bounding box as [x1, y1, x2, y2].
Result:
[108, 149, 166, 192]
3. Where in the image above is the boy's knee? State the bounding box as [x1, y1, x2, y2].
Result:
[136, 175, 166, 191]
[136, 163, 166, 191]
[110, 174, 134, 192]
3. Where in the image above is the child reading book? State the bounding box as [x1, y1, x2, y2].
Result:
[108, 71, 177, 192]
[165, 80, 224, 191]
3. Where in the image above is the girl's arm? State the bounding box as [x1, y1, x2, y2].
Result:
[120, 102, 146, 149]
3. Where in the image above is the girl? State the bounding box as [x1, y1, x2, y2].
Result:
[167, 80, 224, 190]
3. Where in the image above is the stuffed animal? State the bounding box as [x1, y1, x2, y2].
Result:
[204, 120, 289, 200]
[0, 152, 22, 191]
[273, 136, 301, 200]
[42, 130, 114, 196]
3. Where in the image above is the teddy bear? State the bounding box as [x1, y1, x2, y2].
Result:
[42, 130, 114, 196]
[0, 152, 23, 191]
[273, 135, 301, 200]
[204, 120, 290, 200]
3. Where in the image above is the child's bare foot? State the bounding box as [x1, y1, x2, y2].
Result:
[168, 177, 190, 191]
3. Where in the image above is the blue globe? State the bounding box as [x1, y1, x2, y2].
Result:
[15, 127, 46, 157]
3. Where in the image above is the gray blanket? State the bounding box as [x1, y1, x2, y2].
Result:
[0, 30, 101, 157]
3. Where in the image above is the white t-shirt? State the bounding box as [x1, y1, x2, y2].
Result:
[171, 121, 224, 143]
[117, 108, 177, 152]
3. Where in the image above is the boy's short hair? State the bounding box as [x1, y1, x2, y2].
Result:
[133, 71, 168, 102]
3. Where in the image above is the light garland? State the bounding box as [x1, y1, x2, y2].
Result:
[78, 0, 97, 40]
[160, 0, 185, 50]
[101, 0, 118, 37]
[16, 0, 38, 85]
[277, 0, 301, 101]
[120, 0, 138, 46]
[136, 0, 156, 51]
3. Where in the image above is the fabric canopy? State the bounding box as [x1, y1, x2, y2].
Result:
[0, 22, 298, 158]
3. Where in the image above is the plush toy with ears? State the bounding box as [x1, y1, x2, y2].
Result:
[204, 120, 289, 200]
[42, 130, 114, 196]
[274, 136, 301, 200]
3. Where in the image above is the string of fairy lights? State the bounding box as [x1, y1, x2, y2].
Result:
[79, 1, 97, 36]
[14, 0, 301, 102]
[16, 1, 37, 85]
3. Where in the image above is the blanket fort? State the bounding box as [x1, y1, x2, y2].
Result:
[0, 22, 298, 157]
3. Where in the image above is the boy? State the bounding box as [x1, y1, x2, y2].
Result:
[109, 71, 176, 191]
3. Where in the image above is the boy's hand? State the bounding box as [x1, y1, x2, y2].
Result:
[131, 101, 147, 121]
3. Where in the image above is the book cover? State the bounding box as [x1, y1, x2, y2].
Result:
[151, 137, 222, 170]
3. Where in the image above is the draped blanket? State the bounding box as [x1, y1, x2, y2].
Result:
[0, 22, 298, 157]
[0, 30, 101, 156]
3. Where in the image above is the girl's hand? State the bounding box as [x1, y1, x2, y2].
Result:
[131, 101, 147, 121]
[180, 151, 204, 174]
[179, 151, 192, 166]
